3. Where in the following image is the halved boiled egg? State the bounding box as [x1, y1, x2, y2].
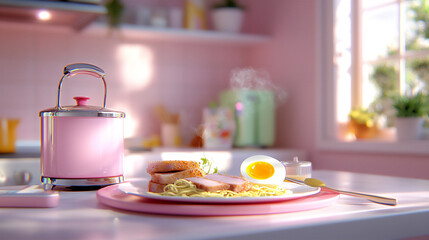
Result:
[240, 155, 286, 186]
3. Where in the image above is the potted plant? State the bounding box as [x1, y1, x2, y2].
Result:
[370, 64, 398, 128]
[211, 0, 245, 33]
[348, 107, 378, 139]
[392, 92, 428, 140]
[105, 0, 124, 29]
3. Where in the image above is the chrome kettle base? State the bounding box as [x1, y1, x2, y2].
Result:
[42, 175, 124, 190]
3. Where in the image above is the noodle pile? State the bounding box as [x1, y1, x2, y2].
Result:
[149, 179, 292, 198]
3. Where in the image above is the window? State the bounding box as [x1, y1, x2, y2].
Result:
[317, 0, 429, 154]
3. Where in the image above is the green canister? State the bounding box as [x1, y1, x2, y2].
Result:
[219, 89, 275, 147]
[256, 90, 275, 146]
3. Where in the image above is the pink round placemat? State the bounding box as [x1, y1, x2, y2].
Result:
[96, 183, 339, 216]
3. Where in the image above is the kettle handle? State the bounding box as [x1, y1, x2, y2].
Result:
[57, 63, 107, 109]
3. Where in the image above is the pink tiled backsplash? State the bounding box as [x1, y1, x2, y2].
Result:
[0, 23, 250, 144]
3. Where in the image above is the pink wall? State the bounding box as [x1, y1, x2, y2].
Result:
[249, 0, 317, 151]
[0, 22, 251, 144]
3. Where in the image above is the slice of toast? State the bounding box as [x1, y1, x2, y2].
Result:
[147, 160, 201, 174]
[148, 181, 167, 193]
[151, 168, 206, 184]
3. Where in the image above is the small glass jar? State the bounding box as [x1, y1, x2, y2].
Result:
[281, 156, 312, 181]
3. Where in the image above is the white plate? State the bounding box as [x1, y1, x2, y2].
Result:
[118, 179, 321, 204]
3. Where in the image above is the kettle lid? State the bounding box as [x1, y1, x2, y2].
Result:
[39, 96, 125, 118]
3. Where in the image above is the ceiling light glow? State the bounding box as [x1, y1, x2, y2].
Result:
[37, 10, 51, 21]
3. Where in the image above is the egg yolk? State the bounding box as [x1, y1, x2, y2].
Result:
[246, 161, 275, 180]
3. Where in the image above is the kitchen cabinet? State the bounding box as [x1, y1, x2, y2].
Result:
[0, 10, 270, 45]
[0, 0, 270, 44]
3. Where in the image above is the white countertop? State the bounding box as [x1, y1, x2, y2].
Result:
[0, 170, 428, 240]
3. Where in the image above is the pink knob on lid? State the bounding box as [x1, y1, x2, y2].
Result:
[73, 96, 90, 106]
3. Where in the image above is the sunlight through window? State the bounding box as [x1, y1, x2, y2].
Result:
[333, 0, 429, 142]
[334, 0, 352, 124]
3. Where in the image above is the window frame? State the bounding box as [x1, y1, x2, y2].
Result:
[316, 0, 429, 155]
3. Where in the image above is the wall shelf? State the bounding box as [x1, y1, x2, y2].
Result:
[84, 22, 271, 45]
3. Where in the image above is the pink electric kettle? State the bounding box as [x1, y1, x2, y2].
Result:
[39, 63, 125, 187]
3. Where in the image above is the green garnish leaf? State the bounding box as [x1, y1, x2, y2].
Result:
[200, 157, 218, 174]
